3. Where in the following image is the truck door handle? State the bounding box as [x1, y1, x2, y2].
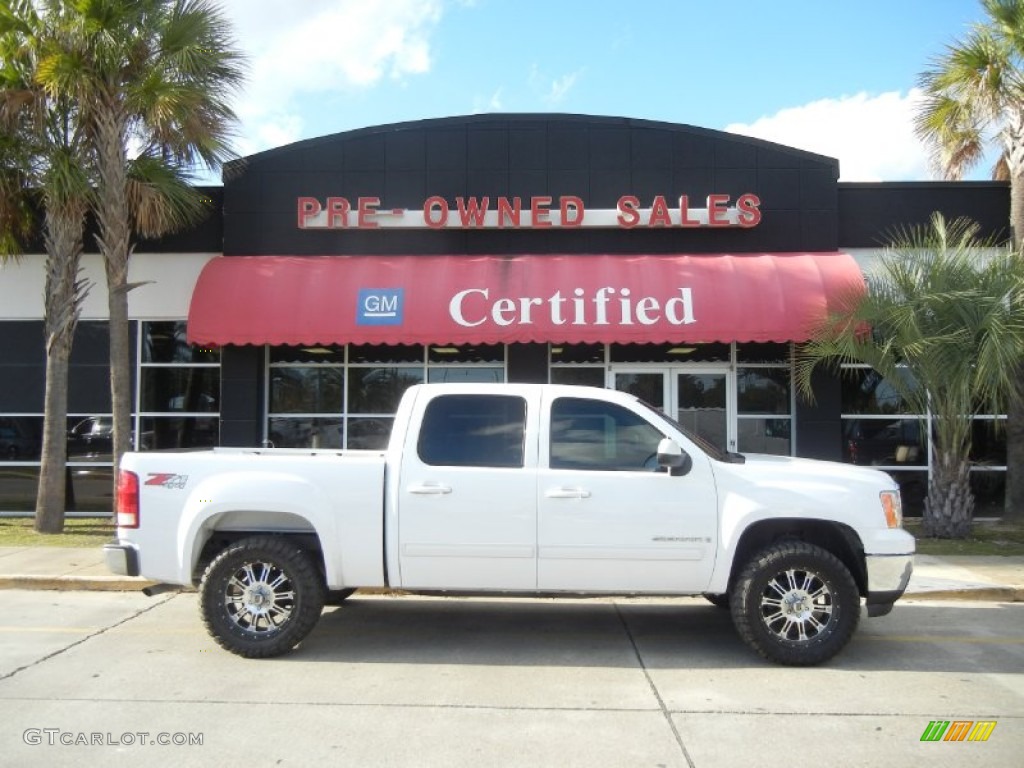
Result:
[408, 482, 453, 495]
[544, 487, 592, 499]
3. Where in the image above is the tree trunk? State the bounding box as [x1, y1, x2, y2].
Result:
[35, 207, 85, 534]
[93, 95, 134, 497]
[35, 350, 70, 533]
[924, 453, 974, 538]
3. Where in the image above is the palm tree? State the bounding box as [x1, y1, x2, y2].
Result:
[36, 0, 244, 485]
[0, 0, 93, 533]
[915, 0, 1024, 521]
[796, 214, 1024, 538]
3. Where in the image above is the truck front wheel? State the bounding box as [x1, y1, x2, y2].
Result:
[199, 536, 325, 658]
[730, 541, 860, 666]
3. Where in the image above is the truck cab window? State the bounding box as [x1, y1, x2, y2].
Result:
[550, 397, 664, 471]
[417, 394, 527, 468]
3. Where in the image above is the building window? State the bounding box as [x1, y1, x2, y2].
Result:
[735, 345, 793, 456]
[137, 321, 220, 450]
[839, 364, 1006, 516]
[266, 344, 507, 450]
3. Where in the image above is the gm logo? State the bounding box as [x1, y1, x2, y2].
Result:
[357, 288, 404, 325]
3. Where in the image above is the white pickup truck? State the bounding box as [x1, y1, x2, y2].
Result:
[105, 383, 914, 665]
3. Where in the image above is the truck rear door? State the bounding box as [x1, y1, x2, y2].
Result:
[394, 388, 540, 590]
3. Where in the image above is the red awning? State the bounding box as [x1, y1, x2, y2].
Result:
[186, 253, 864, 346]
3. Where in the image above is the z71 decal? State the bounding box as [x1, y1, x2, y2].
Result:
[145, 473, 189, 489]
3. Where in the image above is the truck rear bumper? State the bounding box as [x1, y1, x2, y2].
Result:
[103, 543, 140, 577]
[864, 553, 913, 616]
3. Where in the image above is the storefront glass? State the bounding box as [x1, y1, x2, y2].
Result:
[266, 344, 508, 449]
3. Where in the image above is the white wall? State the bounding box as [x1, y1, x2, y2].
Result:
[0, 252, 217, 320]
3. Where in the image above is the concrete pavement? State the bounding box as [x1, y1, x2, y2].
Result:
[0, 545, 1021, 600]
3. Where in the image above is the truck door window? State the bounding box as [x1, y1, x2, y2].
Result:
[417, 395, 527, 468]
[550, 397, 665, 471]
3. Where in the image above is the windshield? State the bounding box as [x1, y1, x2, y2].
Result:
[637, 400, 731, 462]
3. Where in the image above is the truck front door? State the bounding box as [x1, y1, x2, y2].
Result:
[537, 393, 718, 592]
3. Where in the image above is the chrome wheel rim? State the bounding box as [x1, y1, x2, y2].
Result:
[224, 560, 296, 634]
[758, 567, 835, 643]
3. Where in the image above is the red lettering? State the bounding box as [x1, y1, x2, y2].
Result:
[617, 195, 640, 228]
[423, 196, 449, 229]
[456, 196, 490, 227]
[648, 195, 672, 227]
[707, 194, 731, 227]
[497, 197, 522, 227]
[531, 196, 552, 228]
[678, 195, 701, 227]
[736, 193, 762, 228]
[357, 197, 380, 228]
[326, 197, 350, 228]
[297, 197, 321, 229]
[559, 196, 584, 227]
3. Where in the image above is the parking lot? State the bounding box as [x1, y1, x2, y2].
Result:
[1, 590, 1021, 767]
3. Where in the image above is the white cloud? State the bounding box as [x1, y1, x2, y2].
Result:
[221, 0, 444, 153]
[725, 90, 933, 182]
[528, 64, 582, 106]
[545, 71, 579, 104]
[472, 87, 504, 114]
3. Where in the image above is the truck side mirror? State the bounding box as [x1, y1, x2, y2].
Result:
[656, 438, 692, 476]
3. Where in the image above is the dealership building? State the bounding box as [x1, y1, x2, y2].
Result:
[0, 114, 1011, 515]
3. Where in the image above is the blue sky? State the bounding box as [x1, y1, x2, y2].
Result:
[218, 0, 991, 182]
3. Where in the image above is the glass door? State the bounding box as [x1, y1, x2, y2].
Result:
[612, 367, 735, 453]
[612, 371, 668, 412]
[675, 370, 733, 452]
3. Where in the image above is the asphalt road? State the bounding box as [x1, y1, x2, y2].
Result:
[0, 591, 1021, 767]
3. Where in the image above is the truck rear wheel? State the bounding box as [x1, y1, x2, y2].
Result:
[730, 541, 860, 666]
[199, 536, 325, 658]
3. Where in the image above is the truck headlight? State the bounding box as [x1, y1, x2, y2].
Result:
[880, 490, 902, 529]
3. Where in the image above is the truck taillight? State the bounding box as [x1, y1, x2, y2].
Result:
[116, 470, 140, 529]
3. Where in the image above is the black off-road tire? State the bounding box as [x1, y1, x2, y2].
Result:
[702, 593, 730, 609]
[324, 588, 357, 606]
[199, 535, 326, 658]
[730, 541, 860, 666]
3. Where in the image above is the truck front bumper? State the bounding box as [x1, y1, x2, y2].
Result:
[103, 543, 140, 577]
[864, 553, 913, 616]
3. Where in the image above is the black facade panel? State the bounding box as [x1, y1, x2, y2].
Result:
[631, 168, 673, 200]
[222, 115, 843, 256]
[795, 368, 843, 461]
[673, 132, 717, 169]
[385, 131, 426, 172]
[508, 129, 547, 169]
[466, 169, 509, 198]
[427, 129, 467, 171]
[344, 133, 386, 171]
[0, 322, 44, 364]
[468, 128, 509, 170]
[838, 182, 1011, 246]
[219, 346, 264, 447]
[631, 129, 672, 170]
[507, 344, 549, 383]
[589, 128, 631, 170]
[672, 167, 715, 202]
[757, 169, 802, 211]
[547, 127, 589, 170]
[68, 366, 112, 413]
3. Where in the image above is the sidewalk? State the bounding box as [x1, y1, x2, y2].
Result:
[0, 546, 1022, 600]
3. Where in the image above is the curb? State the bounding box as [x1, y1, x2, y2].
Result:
[903, 587, 1024, 602]
[0, 576, 160, 592]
